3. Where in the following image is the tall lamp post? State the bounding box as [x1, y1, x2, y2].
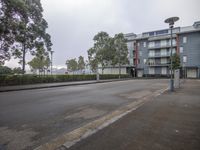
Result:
[164, 17, 179, 92]
[50, 50, 54, 75]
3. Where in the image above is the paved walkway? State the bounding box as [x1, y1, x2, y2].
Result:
[68, 79, 200, 150]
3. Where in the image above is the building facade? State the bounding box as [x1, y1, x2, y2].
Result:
[125, 21, 200, 78]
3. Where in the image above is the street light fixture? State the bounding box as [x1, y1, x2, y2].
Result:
[164, 17, 179, 92]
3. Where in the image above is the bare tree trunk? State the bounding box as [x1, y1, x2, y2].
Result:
[118, 48, 121, 79]
[22, 44, 26, 74]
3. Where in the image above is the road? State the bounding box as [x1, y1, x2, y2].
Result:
[0, 79, 168, 150]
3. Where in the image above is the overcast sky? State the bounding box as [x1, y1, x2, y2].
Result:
[5, 0, 200, 68]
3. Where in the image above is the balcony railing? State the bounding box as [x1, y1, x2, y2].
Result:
[148, 62, 170, 66]
[148, 53, 171, 58]
[148, 43, 176, 49]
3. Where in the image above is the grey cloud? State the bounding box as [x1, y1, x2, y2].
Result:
[40, 0, 200, 67]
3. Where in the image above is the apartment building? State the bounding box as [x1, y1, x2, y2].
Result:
[125, 21, 200, 78]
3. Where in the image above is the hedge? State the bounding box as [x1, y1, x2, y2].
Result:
[0, 74, 130, 86]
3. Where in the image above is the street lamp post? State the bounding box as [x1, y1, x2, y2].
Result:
[164, 17, 179, 92]
[50, 50, 54, 75]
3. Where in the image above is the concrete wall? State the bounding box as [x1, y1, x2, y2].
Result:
[179, 31, 200, 77]
[179, 32, 200, 67]
[98, 67, 127, 75]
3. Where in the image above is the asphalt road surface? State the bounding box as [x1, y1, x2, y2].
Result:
[69, 80, 200, 150]
[0, 79, 168, 150]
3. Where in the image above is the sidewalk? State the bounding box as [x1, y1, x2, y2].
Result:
[0, 79, 130, 92]
[68, 79, 200, 150]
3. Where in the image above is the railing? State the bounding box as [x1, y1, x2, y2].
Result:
[148, 53, 171, 58]
[148, 62, 170, 66]
[148, 43, 176, 49]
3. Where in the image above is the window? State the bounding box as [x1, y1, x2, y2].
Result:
[149, 42, 155, 48]
[156, 30, 168, 35]
[161, 49, 167, 56]
[161, 58, 167, 64]
[172, 39, 176, 45]
[143, 59, 147, 64]
[149, 67, 155, 74]
[183, 37, 187, 43]
[180, 47, 183, 53]
[143, 42, 146, 47]
[172, 48, 176, 54]
[183, 56, 187, 63]
[160, 40, 167, 46]
[149, 50, 155, 57]
[149, 59, 155, 65]
[161, 67, 167, 75]
[139, 51, 142, 57]
[169, 48, 176, 54]
[127, 42, 134, 50]
[138, 59, 140, 64]
[149, 32, 155, 36]
[129, 59, 133, 65]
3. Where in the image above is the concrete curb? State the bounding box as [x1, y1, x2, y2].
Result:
[34, 86, 169, 150]
[0, 79, 132, 93]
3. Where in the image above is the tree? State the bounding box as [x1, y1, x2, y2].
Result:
[28, 47, 50, 75]
[0, 0, 52, 72]
[0, 0, 27, 65]
[113, 33, 129, 78]
[0, 66, 12, 75]
[78, 56, 85, 71]
[87, 32, 129, 75]
[88, 48, 98, 73]
[66, 58, 78, 72]
[88, 31, 112, 74]
[13, 67, 23, 74]
[171, 53, 181, 70]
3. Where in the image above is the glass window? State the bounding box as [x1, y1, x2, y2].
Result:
[180, 47, 183, 53]
[127, 42, 134, 50]
[149, 50, 155, 57]
[139, 51, 142, 57]
[161, 49, 167, 56]
[138, 59, 140, 64]
[143, 42, 146, 47]
[156, 30, 168, 35]
[149, 59, 155, 65]
[172, 39, 176, 45]
[161, 67, 167, 75]
[183, 37, 187, 43]
[149, 32, 155, 36]
[149, 42, 155, 48]
[149, 67, 155, 74]
[160, 40, 167, 46]
[172, 48, 176, 54]
[183, 56, 187, 63]
[129, 59, 133, 65]
[161, 58, 167, 64]
[143, 59, 147, 64]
